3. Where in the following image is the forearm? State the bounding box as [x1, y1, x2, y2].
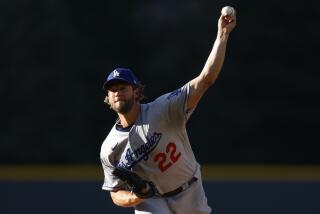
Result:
[187, 9, 236, 110]
[199, 31, 229, 87]
[187, 31, 230, 110]
[110, 190, 143, 207]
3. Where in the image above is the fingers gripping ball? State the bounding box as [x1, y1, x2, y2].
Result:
[221, 6, 235, 16]
[112, 167, 156, 199]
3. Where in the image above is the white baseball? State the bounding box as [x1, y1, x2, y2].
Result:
[221, 6, 234, 16]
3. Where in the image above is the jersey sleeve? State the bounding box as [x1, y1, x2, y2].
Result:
[100, 144, 127, 191]
[100, 161, 121, 191]
[153, 83, 194, 128]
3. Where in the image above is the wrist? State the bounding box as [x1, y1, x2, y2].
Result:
[217, 30, 229, 42]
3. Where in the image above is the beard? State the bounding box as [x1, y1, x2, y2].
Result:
[110, 95, 135, 114]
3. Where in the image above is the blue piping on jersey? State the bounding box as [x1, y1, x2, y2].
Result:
[115, 123, 133, 132]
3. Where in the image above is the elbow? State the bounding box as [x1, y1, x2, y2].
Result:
[203, 79, 214, 89]
[199, 72, 218, 89]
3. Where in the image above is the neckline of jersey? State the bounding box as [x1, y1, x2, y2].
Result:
[115, 123, 133, 132]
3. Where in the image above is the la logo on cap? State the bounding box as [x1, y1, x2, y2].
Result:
[113, 70, 120, 77]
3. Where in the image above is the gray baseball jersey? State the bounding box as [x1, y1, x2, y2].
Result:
[100, 83, 201, 194]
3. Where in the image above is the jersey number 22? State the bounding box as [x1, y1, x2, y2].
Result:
[154, 142, 181, 172]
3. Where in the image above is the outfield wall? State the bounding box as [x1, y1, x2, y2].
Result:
[1, 165, 320, 214]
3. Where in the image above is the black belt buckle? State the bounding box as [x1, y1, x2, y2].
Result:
[162, 177, 198, 198]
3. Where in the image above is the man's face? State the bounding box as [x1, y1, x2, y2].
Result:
[105, 82, 138, 114]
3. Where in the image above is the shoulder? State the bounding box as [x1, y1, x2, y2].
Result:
[160, 83, 189, 101]
[139, 83, 189, 116]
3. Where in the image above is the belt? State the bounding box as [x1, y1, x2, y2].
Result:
[162, 177, 198, 197]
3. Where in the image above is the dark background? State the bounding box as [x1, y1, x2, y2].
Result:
[1, 0, 320, 164]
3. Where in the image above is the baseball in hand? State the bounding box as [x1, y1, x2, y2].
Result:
[221, 6, 235, 16]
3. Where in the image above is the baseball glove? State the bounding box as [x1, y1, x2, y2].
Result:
[112, 166, 156, 198]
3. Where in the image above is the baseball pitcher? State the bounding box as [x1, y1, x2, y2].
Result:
[100, 7, 236, 214]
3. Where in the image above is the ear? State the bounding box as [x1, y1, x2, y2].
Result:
[104, 93, 110, 104]
[133, 87, 140, 101]
[104, 97, 109, 104]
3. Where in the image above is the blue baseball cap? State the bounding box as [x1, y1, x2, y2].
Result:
[103, 68, 140, 90]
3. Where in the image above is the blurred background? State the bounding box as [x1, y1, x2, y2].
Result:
[1, 0, 320, 213]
